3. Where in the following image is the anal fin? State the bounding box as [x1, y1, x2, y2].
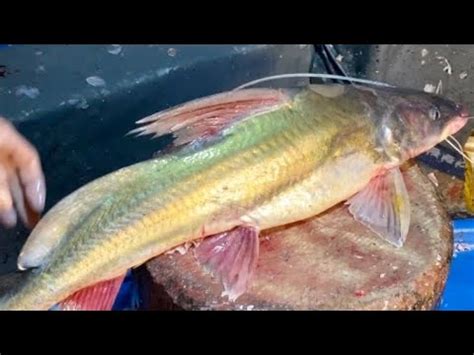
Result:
[194, 225, 259, 302]
[56, 274, 127, 311]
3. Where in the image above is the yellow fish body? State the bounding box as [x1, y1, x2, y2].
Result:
[0, 83, 467, 310]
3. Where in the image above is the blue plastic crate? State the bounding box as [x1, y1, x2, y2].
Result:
[112, 270, 141, 310]
[438, 219, 474, 310]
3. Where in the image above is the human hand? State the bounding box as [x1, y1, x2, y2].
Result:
[0, 117, 45, 229]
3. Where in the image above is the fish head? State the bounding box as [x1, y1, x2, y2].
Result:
[370, 86, 469, 163]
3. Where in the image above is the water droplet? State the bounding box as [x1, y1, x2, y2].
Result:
[68, 97, 89, 109]
[78, 100, 89, 109]
[167, 47, 177, 57]
[86, 76, 106, 87]
[15, 85, 40, 99]
[107, 44, 122, 55]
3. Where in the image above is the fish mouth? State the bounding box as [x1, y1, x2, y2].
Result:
[444, 104, 469, 137]
[446, 116, 468, 136]
[458, 103, 470, 118]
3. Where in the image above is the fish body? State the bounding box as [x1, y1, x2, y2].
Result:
[0, 83, 467, 310]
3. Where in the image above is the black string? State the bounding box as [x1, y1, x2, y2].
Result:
[311, 45, 351, 85]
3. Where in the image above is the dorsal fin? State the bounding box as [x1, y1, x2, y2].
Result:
[128, 88, 291, 149]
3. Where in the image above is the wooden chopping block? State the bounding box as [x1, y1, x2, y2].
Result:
[140, 163, 453, 310]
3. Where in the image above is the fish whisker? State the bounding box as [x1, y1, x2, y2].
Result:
[448, 135, 464, 152]
[445, 135, 464, 154]
[445, 136, 473, 164]
[233, 73, 395, 91]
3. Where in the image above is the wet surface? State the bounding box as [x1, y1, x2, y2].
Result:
[0, 44, 313, 275]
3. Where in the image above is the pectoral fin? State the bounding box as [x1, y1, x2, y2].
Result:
[194, 225, 259, 302]
[346, 168, 410, 248]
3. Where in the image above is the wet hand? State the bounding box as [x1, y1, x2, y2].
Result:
[0, 117, 45, 229]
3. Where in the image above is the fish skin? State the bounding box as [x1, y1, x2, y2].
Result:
[0, 84, 467, 310]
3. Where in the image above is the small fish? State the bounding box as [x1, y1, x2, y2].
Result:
[0, 79, 468, 310]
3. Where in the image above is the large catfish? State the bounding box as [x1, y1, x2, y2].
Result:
[0, 82, 468, 310]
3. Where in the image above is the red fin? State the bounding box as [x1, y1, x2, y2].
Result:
[57, 274, 126, 311]
[346, 168, 410, 248]
[194, 225, 259, 302]
[129, 89, 290, 148]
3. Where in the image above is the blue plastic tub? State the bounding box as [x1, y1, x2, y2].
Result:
[438, 219, 474, 310]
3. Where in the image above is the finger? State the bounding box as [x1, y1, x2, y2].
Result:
[0, 165, 12, 210]
[9, 171, 28, 227]
[0, 165, 17, 228]
[0, 208, 17, 228]
[0, 118, 46, 212]
[23, 172, 46, 213]
[9, 172, 40, 229]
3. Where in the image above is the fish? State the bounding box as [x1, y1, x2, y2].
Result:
[0, 81, 468, 310]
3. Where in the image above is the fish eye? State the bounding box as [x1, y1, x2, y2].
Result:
[429, 108, 441, 120]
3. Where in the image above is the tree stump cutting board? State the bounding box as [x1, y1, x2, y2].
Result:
[141, 163, 453, 310]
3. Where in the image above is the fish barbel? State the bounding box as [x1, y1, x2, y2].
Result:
[0, 82, 468, 310]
